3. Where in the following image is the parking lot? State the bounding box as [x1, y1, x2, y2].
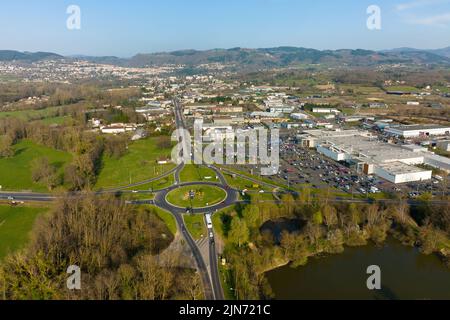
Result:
[225, 135, 450, 199]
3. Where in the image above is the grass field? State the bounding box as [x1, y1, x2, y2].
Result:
[384, 86, 419, 93]
[37, 116, 72, 125]
[223, 173, 272, 192]
[124, 175, 175, 192]
[0, 205, 48, 260]
[180, 164, 217, 183]
[0, 140, 72, 192]
[166, 185, 226, 208]
[183, 214, 207, 240]
[0, 106, 62, 121]
[339, 85, 384, 95]
[218, 165, 291, 191]
[95, 137, 175, 189]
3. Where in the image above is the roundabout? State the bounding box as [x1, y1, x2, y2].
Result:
[165, 185, 227, 209]
[154, 181, 238, 214]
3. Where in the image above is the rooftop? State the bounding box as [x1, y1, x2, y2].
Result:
[378, 162, 430, 175]
[387, 124, 450, 132]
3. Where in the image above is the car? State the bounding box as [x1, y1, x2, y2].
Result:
[7, 196, 14, 201]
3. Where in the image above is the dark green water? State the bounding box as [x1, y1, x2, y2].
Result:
[266, 240, 450, 300]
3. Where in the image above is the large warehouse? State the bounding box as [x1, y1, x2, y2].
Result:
[299, 129, 437, 184]
[384, 124, 450, 138]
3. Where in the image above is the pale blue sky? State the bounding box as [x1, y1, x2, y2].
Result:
[0, 0, 449, 57]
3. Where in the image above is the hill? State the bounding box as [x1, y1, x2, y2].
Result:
[0, 50, 63, 62]
[125, 47, 450, 68]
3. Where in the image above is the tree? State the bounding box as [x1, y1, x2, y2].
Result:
[156, 136, 171, 149]
[298, 186, 311, 206]
[280, 194, 296, 217]
[31, 157, 59, 190]
[323, 204, 338, 230]
[242, 204, 261, 230]
[229, 218, 250, 247]
[104, 135, 127, 159]
[313, 210, 323, 225]
[349, 203, 361, 226]
[182, 271, 204, 300]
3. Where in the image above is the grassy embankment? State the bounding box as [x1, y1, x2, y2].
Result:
[95, 137, 175, 189]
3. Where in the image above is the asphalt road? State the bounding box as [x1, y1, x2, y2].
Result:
[168, 99, 225, 300]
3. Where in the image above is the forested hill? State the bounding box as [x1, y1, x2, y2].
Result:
[2, 47, 450, 68]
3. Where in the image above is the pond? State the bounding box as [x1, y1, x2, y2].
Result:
[266, 239, 450, 300]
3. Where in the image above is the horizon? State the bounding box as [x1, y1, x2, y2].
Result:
[3, 44, 450, 59]
[1, 0, 450, 57]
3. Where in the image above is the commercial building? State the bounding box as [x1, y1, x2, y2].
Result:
[299, 129, 434, 184]
[250, 111, 283, 119]
[290, 112, 309, 120]
[385, 125, 450, 138]
[312, 108, 340, 114]
[269, 106, 295, 114]
[212, 116, 245, 126]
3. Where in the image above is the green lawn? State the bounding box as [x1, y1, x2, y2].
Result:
[124, 175, 175, 192]
[180, 164, 217, 183]
[183, 214, 207, 240]
[0, 205, 48, 260]
[95, 137, 175, 189]
[223, 173, 272, 192]
[166, 185, 226, 208]
[218, 165, 291, 190]
[0, 140, 72, 192]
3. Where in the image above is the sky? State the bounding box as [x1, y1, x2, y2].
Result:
[0, 0, 449, 57]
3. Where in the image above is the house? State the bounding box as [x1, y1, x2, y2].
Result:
[156, 157, 171, 165]
[101, 123, 137, 134]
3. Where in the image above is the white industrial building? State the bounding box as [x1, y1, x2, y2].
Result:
[291, 112, 309, 120]
[300, 129, 435, 184]
[101, 123, 137, 134]
[385, 124, 450, 138]
[312, 108, 340, 114]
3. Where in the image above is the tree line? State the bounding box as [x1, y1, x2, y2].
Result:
[218, 192, 450, 300]
[0, 195, 203, 300]
[0, 117, 130, 190]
